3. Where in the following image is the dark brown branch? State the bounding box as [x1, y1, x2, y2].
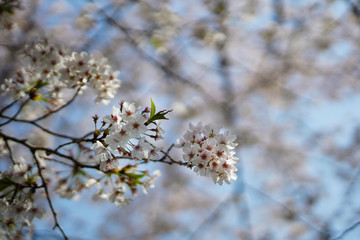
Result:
[31, 122, 87, 140]
[0, 111, 95, 140]
[32, 150, 68, 240]
[0, 89, 80, 126]
[55, 136, 94, 152]
[0, 89, 91, 141]
[4, 139, 15, 164]
[149, 143, 187, 166]
[0, 98, 30, 127]
[0, 100, 17, 115]
[42, 157, 76, 168]
[32, 88, 81, 122]
[0, 131, 99, 169]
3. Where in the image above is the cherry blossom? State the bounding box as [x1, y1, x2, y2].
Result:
[177, 122, 239, 185]
[0, 39, 121, 105]
[0, 36, 239, 239]
[142, 170, 161, 194]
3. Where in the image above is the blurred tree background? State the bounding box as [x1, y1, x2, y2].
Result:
[1, 0, 360, 239]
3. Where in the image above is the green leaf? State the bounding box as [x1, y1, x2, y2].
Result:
[150, 98, 156, 119]
[146, 109, 173, 126]
[76, 169, 87, 176]
[33, 80, 49, 89]
[125, 173, 146, 180]
[0, 178, 15, 192]
[150, 38, 162, 49]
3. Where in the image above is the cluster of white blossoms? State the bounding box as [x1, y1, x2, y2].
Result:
[177, 123, 239, 185]
[0, 39, 121, 105]
[89, 101, 163, 206]
[54, 171, 98, 200]
[92, 169, 161, 208]
[0, 197, 45, 239]
[92, 101, 163, 171]
[0, 158, 45, 238]
[53, 159, 161, 209]
[0, 37, 241, 238]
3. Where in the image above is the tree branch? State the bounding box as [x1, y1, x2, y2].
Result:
[0, 99, 17, 115]
[32, 88, 81, 122]
[0, 131, 99, 169]
[0, 98, 30, 127]
[32, 150, 68, 240]
[331, 220, 360, 240]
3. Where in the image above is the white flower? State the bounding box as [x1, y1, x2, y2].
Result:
[103, 106, 122, 125]
[91, 141, 112, 163]
[1, 78, 26, 100]
[142, 170, 161, 194]
[131, 137, 151, 160]
[72, 52, 91, 72]
[99, 158, 119, 171]
[105, 124, 132, 150]
[84, 178, 98, 188]
[217, 130, 238, 149]
[26, 207, 45, 221]
[88, 64, 121, 105]
[103, 185, 129, 207]
[193, 162, 208, 176]
[204, 124, 221, 139]
[9, 157, 29, 183]
[1, 39, 121, 104]
[13, 157, 28, 174]
[197, 149, 212, 165]
[202, 138, 217, 151]
[126, 115, 148, 138]
[148, 147, 160, 160]
[183, 143, 198, 162]
[0, 137, 8, 155]
[121, 102, 137, 119]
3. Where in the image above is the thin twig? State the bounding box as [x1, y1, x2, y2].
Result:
[0, 112, 95, 140]
[32, 150, 68, 240]
[55, 137, 94, 152]
[187, 194, 234, 240]
[0, 114, 76, 139]
[0, 131, 99, 169]
[0, 98, 30, 127]
[325, 164, 360, 227]
[0, 100, 17, 115]
[42, 157, 76, 167]
[331, 219, 360, 240]
[30, 121, 85, 140]
[245, 182, 324, 234]
[149, 143, 187, 166]
[32, 88, 81, 122]
[4, 139, 15, 164]
[0, 89, 80, 125]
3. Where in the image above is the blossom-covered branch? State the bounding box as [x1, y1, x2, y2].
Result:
[0, 38, 239, 239]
